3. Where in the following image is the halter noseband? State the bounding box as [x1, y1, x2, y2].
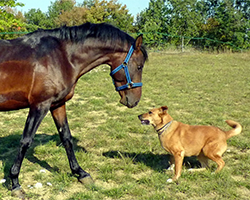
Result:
[110, 45, 143, 91]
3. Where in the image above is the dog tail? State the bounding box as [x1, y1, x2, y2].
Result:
[225, 120, 242, 139]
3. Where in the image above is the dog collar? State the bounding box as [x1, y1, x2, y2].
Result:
[157, 121, 173, 135]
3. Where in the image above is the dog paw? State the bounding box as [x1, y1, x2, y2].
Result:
[166, 178, 173, 183]
[188, 168, 206, 173]
[167, 164, 175, 171]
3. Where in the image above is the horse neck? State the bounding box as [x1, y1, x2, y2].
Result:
[66, 41, 129, 79]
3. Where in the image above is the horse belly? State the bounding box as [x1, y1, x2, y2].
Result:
[0, 61, 32, 111]
[0, 92, 29, 111]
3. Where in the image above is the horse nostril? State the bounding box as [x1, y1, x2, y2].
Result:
[127, 100, 139, 108]
[122, 96, 140, 108]
[134, 100, 139, 107]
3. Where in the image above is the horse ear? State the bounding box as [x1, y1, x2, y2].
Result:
[161, 106, 168, 113]
[134, 34, 143, 50]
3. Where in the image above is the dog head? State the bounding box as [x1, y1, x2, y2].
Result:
[138, 106, 173, 129]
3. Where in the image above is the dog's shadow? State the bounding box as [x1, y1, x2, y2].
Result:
[0, 133, 86, 189]
[103, 151, 201, 171]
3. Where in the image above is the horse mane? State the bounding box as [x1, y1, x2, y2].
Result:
[16, 22, 145, 59]
[19, 22, 148, 60]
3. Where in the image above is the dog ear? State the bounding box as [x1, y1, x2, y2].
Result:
[161, 106, 168, 112]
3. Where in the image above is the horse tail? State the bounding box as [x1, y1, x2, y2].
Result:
[225, 120, 242, 139]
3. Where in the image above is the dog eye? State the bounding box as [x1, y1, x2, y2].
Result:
[149, 111, 152, 114]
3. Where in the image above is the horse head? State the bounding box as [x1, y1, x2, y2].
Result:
[110, 34, 147, 108]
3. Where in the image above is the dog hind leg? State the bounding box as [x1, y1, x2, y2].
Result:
[197, 152, 209, 169]
[188, 152, 209, 173]
[206, 153, 225, 172]
[203, 141, 227, 172]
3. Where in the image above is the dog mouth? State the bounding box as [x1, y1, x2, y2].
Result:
[138, 115, 150, 125]
[140, 120, 150, 125]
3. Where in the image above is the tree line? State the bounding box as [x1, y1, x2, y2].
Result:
[1, 0, 250, 51]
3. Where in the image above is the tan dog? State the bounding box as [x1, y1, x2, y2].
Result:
[138, 106, 242, 182]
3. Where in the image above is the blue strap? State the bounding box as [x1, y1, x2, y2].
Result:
[110, 45, 134, 76]
[110, 45, 143, 91]
[124, 46, 134, 63]
[116, 82, 143, 91]
[110, 64, 123, 76]
[124, 65, 132, 83]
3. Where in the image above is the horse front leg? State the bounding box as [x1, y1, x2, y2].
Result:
[50, 104, 94, 185]
[10, 104, 50, 197]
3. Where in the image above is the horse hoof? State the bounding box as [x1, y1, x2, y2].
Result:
[11, 187, 26, 199]
[79, 175, 94, 186]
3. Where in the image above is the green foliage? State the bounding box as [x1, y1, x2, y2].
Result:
[167, 0, 203, 45]
[24, 8, 49, 31]
[0, 0, 26, 39]
[55, 0, 134, 32]
[47, 0, 75, 28]
[1, 0, 250, 50]
[197, 0, 250, 50]
[136, 0, 250, 50]
[136, 0, 168, 47]
[23, 0, 134, 32]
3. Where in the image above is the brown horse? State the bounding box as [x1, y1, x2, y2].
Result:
[0, 22, 147, 197]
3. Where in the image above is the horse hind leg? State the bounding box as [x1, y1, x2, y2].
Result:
[50, 104, 94, 185]
[10, 104, 50, 197]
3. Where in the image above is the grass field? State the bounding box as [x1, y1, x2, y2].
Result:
[0, 52, 250, 199]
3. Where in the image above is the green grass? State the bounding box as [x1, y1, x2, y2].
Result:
[0, 52, 250, 199]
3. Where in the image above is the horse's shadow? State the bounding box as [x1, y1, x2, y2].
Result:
[103, 151, 201, 172]
[0, 133, 86, 189]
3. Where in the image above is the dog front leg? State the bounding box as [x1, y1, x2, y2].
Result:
[167, 155, 175, 171]
[167, 151, 184, 183]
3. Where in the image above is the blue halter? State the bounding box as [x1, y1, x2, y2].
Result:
[110, 45, 143, 91]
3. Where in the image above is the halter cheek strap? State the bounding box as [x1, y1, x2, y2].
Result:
[110, 45, 143, 91]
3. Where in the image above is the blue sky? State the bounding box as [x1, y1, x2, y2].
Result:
[17, 0, 150, 17]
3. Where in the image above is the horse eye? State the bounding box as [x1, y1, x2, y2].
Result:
[138, 66, 143, 70]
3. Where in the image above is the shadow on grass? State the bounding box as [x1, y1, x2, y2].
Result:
[103, 151, 201, 171]
[0, 133, 87, 189]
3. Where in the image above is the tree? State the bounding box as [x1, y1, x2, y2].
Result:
[54, 0, 134, 32]
[24, 8, 48, 31]
[136, 0, 250, 50]
[136, 0, 169, 47]
[47, 0, 75, 28]
[166, 0, 204, 46]
[199, 0, 250, 50]
[0, 0, 26, 39]
[55, 7, 88, 27]
[84, 0, 134, 32]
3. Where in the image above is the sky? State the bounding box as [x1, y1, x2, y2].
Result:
[17, 0, 150, 17]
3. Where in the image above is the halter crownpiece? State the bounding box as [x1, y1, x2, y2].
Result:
[110, 45, 143, 91]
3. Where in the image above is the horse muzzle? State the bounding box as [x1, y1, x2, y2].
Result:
[120, 92, 140, 108]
